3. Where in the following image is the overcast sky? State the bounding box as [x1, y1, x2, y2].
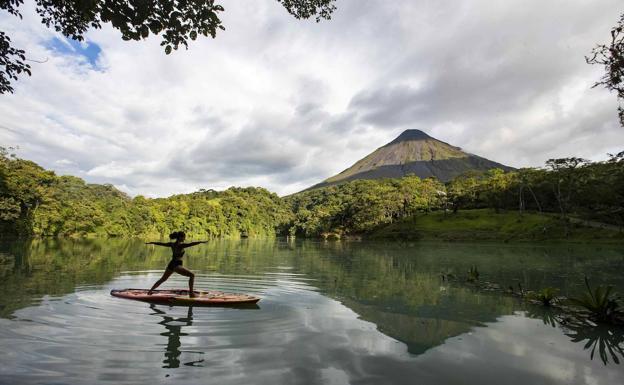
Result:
[1, 0, 623, 197]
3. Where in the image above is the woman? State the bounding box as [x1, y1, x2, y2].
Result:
[146, 231, 207, 297]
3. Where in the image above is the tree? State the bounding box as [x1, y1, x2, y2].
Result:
[574, 151, 624, 229]
[446, 171, 480, 213]
[545, 157, 590, 236]
[0, 31, 30, 94]
[516, 168, 545, 213]
[0, 0, 337, 94]
[587, 13, 624, 127]
[480, 169, 515, 214]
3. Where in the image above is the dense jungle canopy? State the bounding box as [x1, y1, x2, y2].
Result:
[0, 147, 622, 238]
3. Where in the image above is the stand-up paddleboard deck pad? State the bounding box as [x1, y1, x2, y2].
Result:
[111, 289, 260, 306]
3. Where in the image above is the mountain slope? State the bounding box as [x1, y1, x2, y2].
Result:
[311, 129, 513, 189]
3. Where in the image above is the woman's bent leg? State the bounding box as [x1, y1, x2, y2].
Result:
[174, 266, 196, 297]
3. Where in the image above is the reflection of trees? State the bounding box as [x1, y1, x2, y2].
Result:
[0, 237, 278, 318]
[303, 241, 624, 301]
[288, 241, 624, 357]
[3, 237, 624, 362]
[149, 305, 204, 369]
[3, 238, 623, 320]
[0, 238, 154, 317]
[563, 320, 624, 365]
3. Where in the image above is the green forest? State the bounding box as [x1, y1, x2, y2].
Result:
[1, 147, 622, 240]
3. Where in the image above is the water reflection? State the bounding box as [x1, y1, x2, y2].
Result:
[1, 238, 624, 384]
[148, 302, 261, 370]
[563, 320, 624, 365]
[150, 305, 204, 368]
[523, 304, 624, 366]
[525, 305, 559, 328]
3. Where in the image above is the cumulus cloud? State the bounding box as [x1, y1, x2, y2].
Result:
[0, 0, 623, 196]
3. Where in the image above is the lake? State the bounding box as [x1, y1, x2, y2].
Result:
[0, 238, 623, 385]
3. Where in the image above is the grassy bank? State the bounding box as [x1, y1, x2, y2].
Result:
[368, 209, 624, 242]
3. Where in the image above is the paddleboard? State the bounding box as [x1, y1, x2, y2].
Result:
[110, 288, 260, 306]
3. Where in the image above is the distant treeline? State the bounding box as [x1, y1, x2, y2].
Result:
[1, 147, 622, 238]
[0, 147, 290, 238]
[287, 154, 624, 237]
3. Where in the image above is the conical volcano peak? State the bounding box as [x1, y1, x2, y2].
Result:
[306, 128, 514, 190]
[388, 129, 432, 144]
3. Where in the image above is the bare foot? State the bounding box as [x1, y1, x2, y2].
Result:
[189, 292, 196, 298]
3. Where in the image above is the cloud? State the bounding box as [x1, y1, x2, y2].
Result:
[0, 0, 623, 196]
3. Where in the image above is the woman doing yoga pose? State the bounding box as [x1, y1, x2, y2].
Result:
[147, 231, 207, 297]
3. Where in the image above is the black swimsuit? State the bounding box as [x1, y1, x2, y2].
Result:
[166, 244, 185, 271]
[167, 258, 183, 271]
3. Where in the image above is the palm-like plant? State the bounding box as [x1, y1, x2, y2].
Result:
[569, 277, 620, 322]
[528, 287, 560, 306]
[467, 265, 479, 282]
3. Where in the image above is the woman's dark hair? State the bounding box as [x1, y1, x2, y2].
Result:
[169, 231, 186, 241]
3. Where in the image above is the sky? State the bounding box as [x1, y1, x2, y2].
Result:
[1, 0, 623, 197]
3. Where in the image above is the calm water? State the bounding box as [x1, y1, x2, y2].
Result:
[0, 238, 623, 385]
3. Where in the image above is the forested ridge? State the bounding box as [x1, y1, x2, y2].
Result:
[1, 147, 622, 239]
[0, 147, 290, 238]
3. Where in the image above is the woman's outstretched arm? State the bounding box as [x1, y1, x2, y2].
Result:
[182, 241, 208, 248]
[146, 242, 172, 247]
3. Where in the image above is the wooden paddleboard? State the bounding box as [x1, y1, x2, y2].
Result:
[110, 288, 260, 306]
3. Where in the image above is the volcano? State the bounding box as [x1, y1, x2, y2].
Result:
[310, 129, 512, 189]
